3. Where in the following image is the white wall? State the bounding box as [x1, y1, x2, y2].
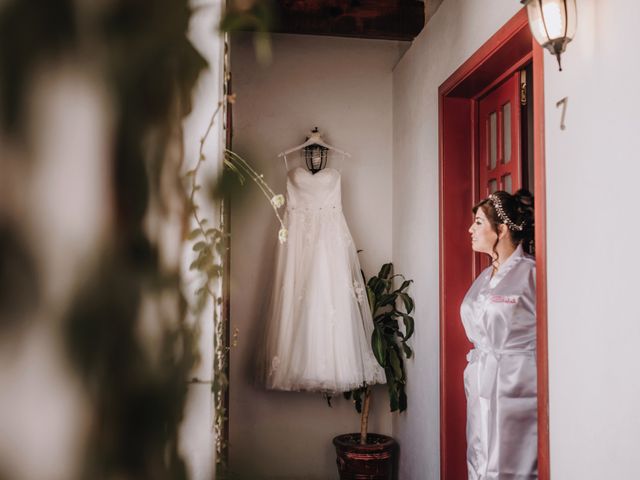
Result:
[230, 33, 404, 479]
[393, 0, 640, 479]
[543, 1, 640, 478]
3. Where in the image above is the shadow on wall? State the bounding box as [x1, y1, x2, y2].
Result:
[426, 0, 445, 23]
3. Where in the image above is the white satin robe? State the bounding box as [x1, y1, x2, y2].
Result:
[461, 244, 538, 480]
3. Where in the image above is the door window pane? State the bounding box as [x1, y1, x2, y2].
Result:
[489, 112, 497, 169]
[489, 179, 498, 194]
[502, 173, 512, 193]
[502, 102, 511, 164]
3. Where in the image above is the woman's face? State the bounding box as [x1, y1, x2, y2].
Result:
[469, 207, 497, 255]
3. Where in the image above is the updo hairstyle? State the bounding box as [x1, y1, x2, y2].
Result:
[473, 189, 535, 255]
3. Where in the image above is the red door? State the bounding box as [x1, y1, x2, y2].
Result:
[476, 72, 524, 273]
[478, 72, 522, 196]
[438, 10, 550, 480]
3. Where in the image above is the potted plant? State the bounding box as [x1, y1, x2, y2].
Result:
[333, 263, 415, 480]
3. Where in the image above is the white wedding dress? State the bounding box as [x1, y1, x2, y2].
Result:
[260, 166, 386, 393]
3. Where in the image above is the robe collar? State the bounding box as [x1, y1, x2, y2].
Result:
[488, 243, 524, 288]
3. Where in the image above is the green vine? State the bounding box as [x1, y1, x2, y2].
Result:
[184, 95, 286, 466]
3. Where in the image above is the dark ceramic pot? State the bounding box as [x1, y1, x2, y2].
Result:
[333, 433, 397, 480]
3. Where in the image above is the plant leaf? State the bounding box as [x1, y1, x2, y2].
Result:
[402, 342, 413, 359]
[398, 387, 408, 412]
[388, 382, 399, 412]
[377, 293, 396, 308]
[371, 328, 386, 367]
[400, 314, 415, 340]
[207, 265, 223, 277]
[188, 229, 202, 240]
[389, 347, 403, 380]
[373, 312, 392, 325]
[399, 292, 415, 314]
[378, 263, 392, 280]
[395, 279, 413, 293]
[369, 277, 385, 297]
[193, 241, 206, 251]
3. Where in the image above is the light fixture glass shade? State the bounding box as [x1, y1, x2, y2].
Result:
[524, 0, 577, 70]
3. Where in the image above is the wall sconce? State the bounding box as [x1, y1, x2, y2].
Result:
[521, 0, 577, 71]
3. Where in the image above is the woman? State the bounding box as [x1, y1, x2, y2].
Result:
[461, 190, 537, 480]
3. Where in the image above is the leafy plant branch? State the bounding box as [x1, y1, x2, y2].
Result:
[184, 101, 226, 313]
[344, 263, 415, 445]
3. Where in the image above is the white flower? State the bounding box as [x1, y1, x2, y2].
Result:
[278, 227, 288, 244]
[270, 194, 285, 208]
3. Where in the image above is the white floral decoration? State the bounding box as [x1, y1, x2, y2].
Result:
[278, 227, 288, 244]
[270, 194, 285, 209]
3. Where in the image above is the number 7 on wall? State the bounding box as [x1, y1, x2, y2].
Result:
[556, 96, 568, 130]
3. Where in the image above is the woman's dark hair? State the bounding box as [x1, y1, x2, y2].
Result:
[473, 189, 535, 262]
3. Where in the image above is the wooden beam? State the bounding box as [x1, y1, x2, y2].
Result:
[271, 0, 425, 41]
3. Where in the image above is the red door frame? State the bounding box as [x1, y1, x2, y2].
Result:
[438, 8, 549, 480]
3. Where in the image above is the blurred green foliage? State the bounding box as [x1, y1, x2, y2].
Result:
[0, 0, 283, 476]
[219, 0, 276, 64]
[0, 0, 76, 132]
[0, 0, 207, 478]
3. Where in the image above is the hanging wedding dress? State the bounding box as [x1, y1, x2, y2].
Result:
[261, 166, 386, 393]
[461, 244, 538, 479]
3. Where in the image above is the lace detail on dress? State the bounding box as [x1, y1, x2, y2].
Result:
[269, 356, 280, 377]
[353, 280, 366, 305]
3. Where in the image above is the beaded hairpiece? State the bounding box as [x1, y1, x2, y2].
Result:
[488, 194, 524, 231]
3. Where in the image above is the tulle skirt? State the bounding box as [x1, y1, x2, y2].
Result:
[259, 207, 386, 393]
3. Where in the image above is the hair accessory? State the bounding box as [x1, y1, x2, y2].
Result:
[488, 194, 525, 231]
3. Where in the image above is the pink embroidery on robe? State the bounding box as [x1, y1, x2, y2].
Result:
[490, 295, 518, 304]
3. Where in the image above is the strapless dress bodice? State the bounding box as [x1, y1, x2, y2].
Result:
[286, 167, 342, 210]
